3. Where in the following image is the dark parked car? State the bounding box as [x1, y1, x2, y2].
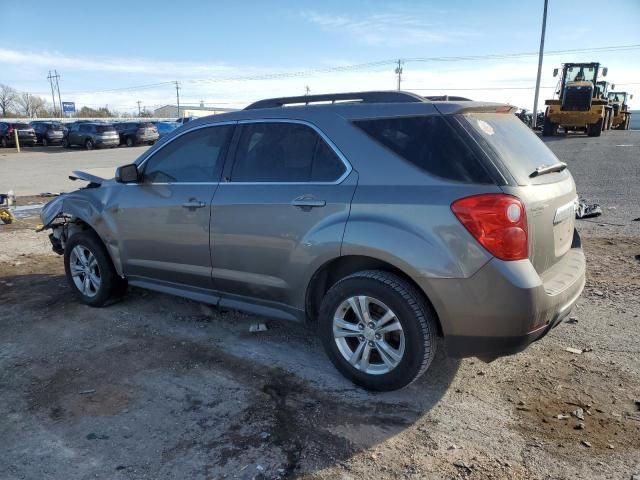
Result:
[0, 122, 37, 147]
[41, 91, 585, 391]
[153, 121, 180, 138]
[62, 122, 119, 150]
[113, 122, 159, 147]
[30, 121, 66, 146]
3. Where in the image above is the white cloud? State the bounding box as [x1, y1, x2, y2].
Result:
[0, 48, 235, 77]
[301, 11, 475, 46]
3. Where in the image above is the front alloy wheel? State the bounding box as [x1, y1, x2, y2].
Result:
[333, 296, 405, 375]
[69, 245, 101, 297]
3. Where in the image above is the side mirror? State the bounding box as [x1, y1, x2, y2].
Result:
[115, 163, 140, 183]
[552, 68, 558, 77]
[602, 67, 608, 77]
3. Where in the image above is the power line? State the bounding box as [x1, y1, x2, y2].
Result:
[407, 86, 557, 91]
[60, 43, 640, 95]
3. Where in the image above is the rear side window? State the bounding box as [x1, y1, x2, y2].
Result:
[353, 115, 492, 183]
[80, 125, 90, 133]
[143, 125, 232, 183]
[15, 123, 31, 129]
[231, 122, 346, 182]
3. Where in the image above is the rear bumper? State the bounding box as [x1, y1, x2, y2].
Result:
[95, 138, 120, 148]
[420, 230, 586, 359]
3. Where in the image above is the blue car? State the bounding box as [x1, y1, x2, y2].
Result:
[153, 121, 180, 138]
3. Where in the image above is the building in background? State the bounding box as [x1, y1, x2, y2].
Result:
[153, 102, 236, 118]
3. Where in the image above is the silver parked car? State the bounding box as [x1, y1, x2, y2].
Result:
[40, 91, 585, 391]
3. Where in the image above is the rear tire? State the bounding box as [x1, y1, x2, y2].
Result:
[0, 137, 7, 148]
[587, 119, 603, 137]
[542, 117, 556, 137]
[319, 270, 437, 391]
[126, 136, 134, 147]
[42, 137, 49, 147]
[64, 231, 125, 307]
[61, 138, 70, 148]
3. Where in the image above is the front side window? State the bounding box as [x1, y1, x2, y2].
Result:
[143, 125, 232, 183]
[231, 122, 345, 182]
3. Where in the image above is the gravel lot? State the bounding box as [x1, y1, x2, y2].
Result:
[1, 131, 639, 479]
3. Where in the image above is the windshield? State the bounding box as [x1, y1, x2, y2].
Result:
[564, 65, 597, 84]
[608, 92, 627, 103]
[459, 112, 567, 185]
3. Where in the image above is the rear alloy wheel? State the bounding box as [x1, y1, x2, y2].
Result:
[126, 136, 134, 147]
[64, 231, 126, 307]
[319, 270, 437, 391]
[85, 139, 94, 150]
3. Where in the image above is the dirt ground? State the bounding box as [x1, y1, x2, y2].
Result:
[1, 215, 639, 480]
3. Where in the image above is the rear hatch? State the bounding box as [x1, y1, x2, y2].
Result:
[96, 125, 118, 139]
[457, 112, 577, 275]
[15, 123, 36, 138]
[137, 122, 158, 138]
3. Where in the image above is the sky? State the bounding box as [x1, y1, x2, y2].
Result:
[1, 0, 639, 114]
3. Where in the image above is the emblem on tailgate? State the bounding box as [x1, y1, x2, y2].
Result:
[554, 198, 578, 225]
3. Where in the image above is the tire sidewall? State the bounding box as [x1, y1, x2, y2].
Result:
[64, 232, 117, 307]
[319, 274, 433, 391]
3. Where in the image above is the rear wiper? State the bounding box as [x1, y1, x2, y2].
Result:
[529, 162, 567, 178]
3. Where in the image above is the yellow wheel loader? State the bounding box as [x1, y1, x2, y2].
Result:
[607, 91, 633, 130]
[543, 62, 610, 137]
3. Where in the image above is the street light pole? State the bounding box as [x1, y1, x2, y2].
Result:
[532, 0, 549, 128]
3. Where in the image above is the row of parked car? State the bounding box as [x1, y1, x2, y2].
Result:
[0, 119, 183, 150]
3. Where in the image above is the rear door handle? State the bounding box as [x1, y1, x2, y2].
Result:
[291, 196, 326, 209]
[182, 199, 206, 209]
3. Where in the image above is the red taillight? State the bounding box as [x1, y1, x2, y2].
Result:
[451, 194, 528, 261]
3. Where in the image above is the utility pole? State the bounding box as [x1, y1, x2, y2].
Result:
[47, 71, 58, 117]
[532, 0, 549, 128]
[395, 59, 404, 91]
[304, 85, 310, 96]
[54, 70, 62, 118]
[137, 100, 142, 116]
[175, 81, 181, 118]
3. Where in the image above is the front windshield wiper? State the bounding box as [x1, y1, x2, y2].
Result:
[529, 162, 567, 178]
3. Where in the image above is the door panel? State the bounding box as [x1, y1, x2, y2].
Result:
[114, 183, 216, 288]
[112, 123, 234, 290]
[211, 177, 357, 307]
[210, 120, 356, 310]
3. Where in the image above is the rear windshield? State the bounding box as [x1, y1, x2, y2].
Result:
[353, 115, 493, 183]
[15, 123, 31, 129]
[458, 113, 565, 185]
[96, 125, 116, 133]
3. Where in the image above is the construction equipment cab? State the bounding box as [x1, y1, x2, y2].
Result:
[607, 91, 633, 130]
[543, 62, 609, 137]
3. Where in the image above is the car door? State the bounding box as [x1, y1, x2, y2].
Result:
[210, 120, 356, 311]
[113, 123, 235, 292]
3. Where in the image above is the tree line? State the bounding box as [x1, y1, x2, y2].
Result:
[0, 83, 152, 119]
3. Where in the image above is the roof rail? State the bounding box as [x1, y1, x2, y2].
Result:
[245, 91, 426, 110]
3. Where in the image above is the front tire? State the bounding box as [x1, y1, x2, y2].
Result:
[85, 139, 94, 150]
[319, 270, 437, 391]
[42, 137, 49, 147]
[61, 138, 70, 148]
[587, 118, 603, 137]
[542, 116, 556, 137]
[64, 231, 125, 307]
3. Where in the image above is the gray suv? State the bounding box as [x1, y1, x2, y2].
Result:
[41, 91, 585, 391]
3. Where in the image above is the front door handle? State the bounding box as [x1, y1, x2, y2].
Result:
[182, 199, 206, 209]
[291, 196, 326, 209]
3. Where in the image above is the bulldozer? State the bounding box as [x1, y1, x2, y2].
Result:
[607, 91, 633, 130]
[543, 62, 610, 137]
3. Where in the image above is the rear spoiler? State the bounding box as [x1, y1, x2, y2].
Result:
[433, 102, 517, 115]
